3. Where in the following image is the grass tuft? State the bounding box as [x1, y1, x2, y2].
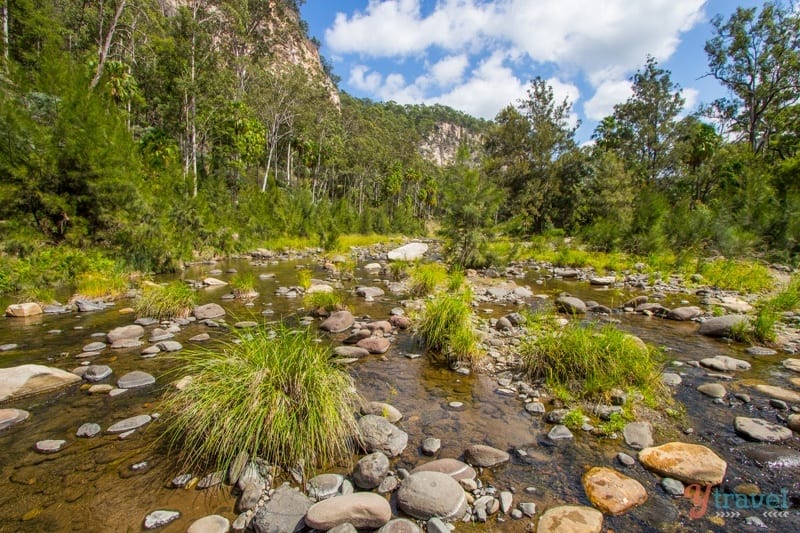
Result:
[297, 269, 313, 290]
[230, 271, 258, 298]
[697, 259, 773, 293]
[410, 263, 448, 296]
[304, 291, 345, 312]
[416, 290, 482, 368]
[135, 281, 197, 319]
[75, 270, 130, 299]
[159, 325, 360, 474]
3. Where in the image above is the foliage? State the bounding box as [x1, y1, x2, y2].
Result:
[297, 268, 312, 290]
[766, 274, 800, 312]
[159, 325, 360, 473]
[75, 270, 130, 299]
[416, 290, 482, 368]
[304, 290, 344, 312]
[409, 263, 448, 296]
[230, 271, 257, 297]
[697, 259, 774, 293]
[135, 281, 197, 320]
[563, 409, 586, 430]
[519, 320, 664, 401]
[598, 412, 628, 436]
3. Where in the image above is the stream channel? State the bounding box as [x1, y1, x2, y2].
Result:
[0, 253, 798, 532]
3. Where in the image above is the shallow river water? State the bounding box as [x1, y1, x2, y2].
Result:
[0, 256, 798, 532]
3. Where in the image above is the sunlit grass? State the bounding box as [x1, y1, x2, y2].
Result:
[416, 289, 482, 368]
[409, 263, 448, 296]
[304, 291, 345, 312]
[297, 269, 312, 290]
[697, 258, 774, 293]
[159, 326, 361, 474]
[135, 281, 197, 319]
[75, 270, 130, 299]
[230, 271, 257, 298]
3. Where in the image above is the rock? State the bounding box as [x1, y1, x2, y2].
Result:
[636, 303, 669, 316]
[197, 471, 224, 489]
[495, 317, 513, 330]
[697, 383, 727, 399]
[525, 401, 546, 414]
[590, 276, 616, 286]
[746, 346, 777, 356]
[76, 422, 101, 438]
[617, 453, 636, 467]
[364, 263, 382, 271]
[252, 485, 313, 533]
[307, 474, 346, 501]
[499, 491, 513, 514]
[193, 303, 226, 320]
[753, 384, 800, 403]
[117, 371, 155, 389]
[237, 481, 263, 513]
[305, 493, 392, 530]
[358, 415, 408, 457]
[5, 302, 43, 317]
[519, 502, 537, 517]
[144, 510, 180, 529]
[377, 475, 399, 494]
[106, 414, 152, 434]
[638, 442, 726, 485]
[623, 296, 648, 308]
[377, 518, 423, 533]
[344, 330, 371, 344]
[464, 444, 510, 467]
[82, 341, 106, 352]
[187, 515, 230, 533]
[0, 408, 30, 431]
[623, 422, 653, 450]
[320, 311, 355, 333]
[387, 242, 428, 261]
[190, 333, 211, 342]
[355, 286, 385, 299]
[365, 321, 393, 334]
[661, 478, 685, 497]
[106, 325, 144, 344]
[361, 402, 403, 423]
[83, 365, 112, 382]
[0, 364, 82, 402]
[555, 296, 586, 314]
[396, 471, 468, 520]
[353, 452, 390, 489]
[783, 359, 800, 373]
[788, 414, 800, 433]
[734, 417, 793, 442]
[536, 505, 603, 533]
[699, 355, 751, 372]
[141, 345, 161, 356]
[582, 467, 647, 515]
[356, 337, 391, 354]
[328, 524, 357, 533]
[307, 284, 334, 294]
[203, 277, 227, 286]
[389, 316, 412, 329]
[0, 343, 19, 351]
[234, 321, 257, 328]
[421, 437, 441, 456]
[548, 425, 574, 440]
[156, 341, 183, 352]
[88, 384, 113, 394]
[332, 346, 369, 359]
[425, 517, 449, 533]
[110, 338, 143, 349]
[411, 458, 476, 481]
[149, 328, 173, 342]
[76, 299, 105, 312]
[718, 298, 754, 313]
[34, 439, 67, 453]
[698, 315, 749, 337]
[666, 306, 702, 321]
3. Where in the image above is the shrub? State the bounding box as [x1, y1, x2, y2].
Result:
[410, 263, 448, 296]
[135, 281, 197, 319]
[519, 321, 663, 401]
[159, 326, 360, 473]
[416, 290, 482, 367]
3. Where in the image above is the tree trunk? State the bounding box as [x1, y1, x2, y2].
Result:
[89, 0, 127, 90]
[1, 1, 9, 69]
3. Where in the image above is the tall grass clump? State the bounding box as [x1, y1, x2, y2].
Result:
[416, 290, 482, 367]
[304, 291, 345, 312]
[159, 326, 360, 473]
[135, 281, 197, 319]
[230, 271, 258, 298]
[766, 274, 800, 312]
[410, 263, 448, 296]
[75, 270, 130, 299]
[519, 321, 663, 401]
[447, 269, 466, 292]
[697, 259, 773, 293]
[730, 309, 778, 344]
[297, 268, 313, 290]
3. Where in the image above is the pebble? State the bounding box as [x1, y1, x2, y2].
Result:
[187, 515, 230, 533]
[661, 478, 684, 497]
[76, 423, 101, 438]
[143, 510, 180, 529]
[0, 408, 30, 430]
[548, 425, 574, 440]
[0, 343, 19, 351]
[617, 452, 636, 467]
[421, 437, 441, 455]
[34, 439, 67, 453]
[519, 502, 536, 517]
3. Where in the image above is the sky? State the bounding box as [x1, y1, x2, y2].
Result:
[299, 0, 765, 143]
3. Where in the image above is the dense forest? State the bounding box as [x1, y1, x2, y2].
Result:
[0, 0, 798, 294]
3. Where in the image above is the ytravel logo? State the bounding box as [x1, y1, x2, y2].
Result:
[684, 484, 791, 520]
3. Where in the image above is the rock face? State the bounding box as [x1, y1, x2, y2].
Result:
[305, 493, 392, 530]
[320, 311, 355, 333]
[536, 505, 603, 533]
[387, 243, 428, 261]
[106, 325, 145, 344]
[5, 302, 43, 317]
[463, 444, 510, 467]
[410, 458, 477, 481]
[253, 485, 312, 533]
[582, 467, 647, 515]
[396, 471, 467, 520]
[0, 364, 82, 402]
[358, 415, 408, 457]
[734, 417, 793, 442]
[193, 303, 226, 320]
[698, 315, 748, 337]
[638, 442, 727, 485]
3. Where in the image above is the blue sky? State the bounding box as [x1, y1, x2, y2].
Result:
[300, 0, 764, 143]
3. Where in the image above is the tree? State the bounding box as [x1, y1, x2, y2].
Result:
[704, 2, 800, 155]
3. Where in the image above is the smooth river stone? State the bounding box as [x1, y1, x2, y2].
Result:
[106, 324, 144, 344]
[734, 417, 793, 442]
[0, 408, 30, 431]
[34, 439, 67, 453]
[252, 484, 312, 533]
[187, 515, 230, 533]
[193, 303, 226, 320]
[305, 493, 392, 530]
[782, 359, 800, 373]
[582, 467, 647, 515]
[82, 341, 106, 352]
[411, 458, 476, 482]
[699, 355, 751, 372]
[307, 474, 346, 501]
[377, 519, 423, 533]
[537, 505, 603, 533]
[334, 346, 370, 358]
[117, 371, 155, 389]
[156, 341, 183, 352]
[356, 337, 391, 354]
[0, 364, 82, 402]
[5, 302, 43, 317]
[396, 471, 468, 520]
[83, 365, 112, 382]
[358, 415, 408, 457]
[697, 315, 748, 337]
[638, 442, 727, 485]
[753, 384, 800, 403]
[360, 402, 403, 423]
[76, 422, 102, 438]
[144, 510, 180, 530]
[106, 414, 152, 434]
[387, 242, 428, 261]
[697, 383, 727, 398]
[464, 444, 510, 467]
[0, 343, 19, 351]
[320, 311, 355, 333]
[622, 422, 653, 450]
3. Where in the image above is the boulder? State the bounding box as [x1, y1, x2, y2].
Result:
[555, 296, 586, 314]
[638, 442, 726, 485]
[0, 364, 81, 402]
[193, 303, 226, 320]
[396, 471, 467, 520]
[252, 485, 312, 533]
[464, 444, 510, 467]
[5, 302, 43, 317]
[536, 505, 603, 533]
[305, 493, 392, 530]
[734, 417, 793, 442]
[358, 415, 408, 457]
[582, 467, 647, 515]
[356, 337, 391, 354]
[699, 355, 750, 372]
[753, 384, 800, 403]
[666, 306, 702, 321]
[622, 422, 653, 450]
[698, 315, 748, 337]
[410, 458, 476, 482]
[387, 243, 428, 261]
[187, 515, 230, 533]
[320, 311, 355, 333]
[106, 325, 144, 344]
[352, 452, 390, 489]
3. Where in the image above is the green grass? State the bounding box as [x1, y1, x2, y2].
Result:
[135, 281, 197, 319]
[563, 408, 586, 429]
[410, 263, 448, 296]
[389, 260, 408, 281]
[447, 269, 466, 292]
[159, 326, 360, 473]
[765, 274, 800, 312]
[230, 271, 257, 297]
[75, 270, 130, 299]
[519, 320, 663, 401]
[304, 291, 345, 312]
[415, 290, 482, 368]
[730, 309, 777, 344]
[297, 269, 312, 290]
[598, 412, 627, 436]
[697, 258, 773, 293]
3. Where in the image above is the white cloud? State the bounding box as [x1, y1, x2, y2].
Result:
[348, 65, 383, 92]
[682, 87, 700, 114]
[584, 79, 632, 120]
[429, 54, 470, 88]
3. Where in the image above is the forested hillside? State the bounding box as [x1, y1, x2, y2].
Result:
[0, 0, 798, 295]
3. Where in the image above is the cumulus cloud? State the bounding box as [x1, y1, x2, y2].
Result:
[584, 79, 633, 120]
[348, 64, 384, 92]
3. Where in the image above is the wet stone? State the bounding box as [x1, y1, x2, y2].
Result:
[156, 341, 182, 352]
[189, 333, 211, 342]
[548, 425, 574, 440]
[111, 339, 143, 349]
[82, 342, 106, 352]
[88, 384, 113, 394]
[197, 471, 224, 489]
[661, 478, 685, 497]
[76, 423, 101, 438]
[144, 510, 180, 530]
[699, 355, 751, 372]
[421, 437, 441, 455]
[187, 515, 230, 533]
[307, 474, 345, 501]
[536, 505, 602, 533]
[623, 422, 653, 450]
[0, 344, 19, 352]
[252, 484, 312, 533]
[464, 444, 510, 467]
[582, 467, 647, 515]
[106, 414, 152, 434]
[108, 388, 127, 397]
[661, 373, 683, 386]
[617, 453, 636, 467]
[171, 474, 193, 488]
[149, 329, 173, 342]
[697, 383, 727, 398]
[377, 518, 423, 533]
[754, 384, 800, 403]
[0, 408, 30, 431]
[234, 321, 258, 328]
[746, 346, 777, 356]
[117, 371, 156, 389]
[34, 439, 67, 453]
[141, 345, 161, 356]
[83, 365, 112, 382]
[134, 317, 159, 326]
[734, 417, 793, 442]
[525, 401, 546, 414]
